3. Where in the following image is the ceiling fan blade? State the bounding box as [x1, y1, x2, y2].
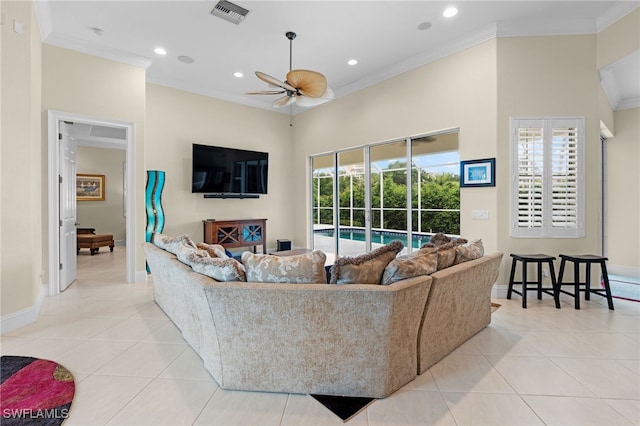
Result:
[255, 71, 297, 92]
[287, 69, 327, 98]
[245, 90, 286, 95]
[273, 95, 295, 108]
[295, 87, 335, 107]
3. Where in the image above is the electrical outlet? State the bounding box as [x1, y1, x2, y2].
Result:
[542, 269, 549, 277]
[471, 210, 489, 220]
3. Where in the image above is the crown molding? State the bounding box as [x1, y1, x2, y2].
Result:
[597, 2, 640, 32]
[44, 32, 152, 69]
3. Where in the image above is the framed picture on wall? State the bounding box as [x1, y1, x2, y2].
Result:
[76, 173, 105, 201]
[460, 158, 495, 187]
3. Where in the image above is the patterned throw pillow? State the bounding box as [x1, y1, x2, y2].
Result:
[435, 241, 460, 270]
[196, 242, 229, 259]
[188, 253, 246, 282]
[454, 239, 484, 265]
[329, 240, 404, 285]
[241, 251, 327, 284]
[381, 246, 438, 285]
[153, 234, 197, 255]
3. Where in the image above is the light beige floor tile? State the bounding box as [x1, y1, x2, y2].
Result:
[54, 339, 136, 375]
[486, 354, 594, 397]
[402, 370, 439, 391]
[604, 398, 640, 425]
[523, 395, 633, 425]
[442, 392, 544, 425]
[281, 393, 369, 426]
[571, 332, 640, 359]
[91, 317, 169, 341]
[616, 359, 640, 375]
[521, 331, 607, 358]
[470, 326, 542, 356]
[157, 346, 215, 381]
[107, 378, 217, 425]
[140, 321, 185, 344]
[367, 390, 456, 426]
[430, 354, 515, 394]
[550, 357, 640, 399]
[0, 336, 34, 352]
[0, 337, 84, 360]
[11, 316, 124, 340]
[195, 387, 287, 425]
[65, 375, 152, 425]
[129, 302, 170, 320]
[95, 341, 187, 377]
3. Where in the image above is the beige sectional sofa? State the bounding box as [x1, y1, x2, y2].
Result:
[143, 240, 502, 398]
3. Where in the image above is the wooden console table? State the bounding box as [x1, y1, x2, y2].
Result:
[203, 219, 267, 253]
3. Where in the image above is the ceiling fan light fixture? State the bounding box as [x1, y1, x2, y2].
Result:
[443, 7, 458, 18]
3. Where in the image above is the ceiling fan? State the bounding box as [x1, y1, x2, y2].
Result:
[247, 32, 335, 108]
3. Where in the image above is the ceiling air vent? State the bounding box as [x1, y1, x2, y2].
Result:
[211, 0, 249, 25]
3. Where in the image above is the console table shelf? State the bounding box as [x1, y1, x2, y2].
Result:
[203, 219, 267, 254]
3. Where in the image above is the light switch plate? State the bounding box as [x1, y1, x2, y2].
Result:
[472, 210, 489, 220]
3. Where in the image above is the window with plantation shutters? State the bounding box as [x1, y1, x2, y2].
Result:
[511, 118, 584, 238]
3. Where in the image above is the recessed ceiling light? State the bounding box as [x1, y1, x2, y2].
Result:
[417, 22, 432, 31]
[154, 47, 167, 55]
[347, 59, 358, 66]
[233, 72, 244, 78]
[178, 55, 195, 64]
[443, 7, 458, 18]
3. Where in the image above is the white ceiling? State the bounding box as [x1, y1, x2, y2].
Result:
[34, 1, 639, 114]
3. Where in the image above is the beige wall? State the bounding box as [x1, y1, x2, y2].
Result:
[607, 107, 640, 274]
[597, 8, 640, 69]
[41, 45, 146, 274]
[77, 146, 126, 241]
[496, 35, 602, 284]
[144, 84, 293, 249]
[1, 1, 42, 316]
[292, 41, 499, 255]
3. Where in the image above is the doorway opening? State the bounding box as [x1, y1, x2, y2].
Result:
[47, 111, 136, 295]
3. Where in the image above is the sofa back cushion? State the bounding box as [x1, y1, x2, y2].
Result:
[330, 240, 404, 284]
[241, 251, 327, 283]
[153, 234, 197, 255]
[381, 246, 438, 285]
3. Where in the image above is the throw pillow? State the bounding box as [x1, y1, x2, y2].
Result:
[435, 241, 458, 270]
[454, 239, 484, 265]
[196, 242, 229, 259]
[187, 253, 246, 282]
[381, 246, 438, 285]
[329, 240, 404, 285]
[153, 234, 197, 255]
[241, 251, 327, 284]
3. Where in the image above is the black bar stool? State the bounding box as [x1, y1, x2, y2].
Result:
[507, 254, 560, 309]
[557, 254, 614, 310]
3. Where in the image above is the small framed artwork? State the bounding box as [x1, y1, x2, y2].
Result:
[460, 158, 495, 187]
[76, 173, 105, 201]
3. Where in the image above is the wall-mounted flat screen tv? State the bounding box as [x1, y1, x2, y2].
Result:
[192, 143, 269, 196]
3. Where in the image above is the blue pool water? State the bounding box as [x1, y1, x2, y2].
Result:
[315, 228, 432, 249]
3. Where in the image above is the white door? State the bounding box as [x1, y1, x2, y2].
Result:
[59, 121, 78, 291]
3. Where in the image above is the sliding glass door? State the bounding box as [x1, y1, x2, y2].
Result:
[310, 131, 460, 257]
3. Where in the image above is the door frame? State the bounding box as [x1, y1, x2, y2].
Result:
[47, 110, 136, 295]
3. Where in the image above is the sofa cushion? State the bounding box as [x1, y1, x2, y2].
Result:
[241, 251, 327, 283]
[153, 234, 197, 255]
[435, 242, 459, 270]
[381, 246, 438, 285]
[196, 242, 229, 259]
[454, 239, 484, 265]
[188, 253, 246, 282]
[330, 240, 404, 284]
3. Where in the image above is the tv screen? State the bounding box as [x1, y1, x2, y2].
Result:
[192, 144, 268, 195]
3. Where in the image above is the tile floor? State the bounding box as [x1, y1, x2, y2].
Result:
[2, 247, 639, 425]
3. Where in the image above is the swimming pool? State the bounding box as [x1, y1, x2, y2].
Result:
[314, 228, 433, 249]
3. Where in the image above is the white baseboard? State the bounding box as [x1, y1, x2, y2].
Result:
[491, 284, 509, 299]
[607, 264, 640, 278]
[135, 270, 148, 283]
[0, 285, 45, 334]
